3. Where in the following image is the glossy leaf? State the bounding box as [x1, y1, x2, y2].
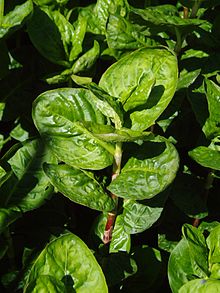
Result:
[27, 7, 70, 67]
[179, 279, 220, 293]
[108, 139, 179, 200]
[25, 275, 65, 293]
[110, 215, 131, 253]
[44, 163, 115, 212]
[177, 69, 201, 91]
[69, 15, 87, 62]
[168, 239, 196, 293]
[94, 0, 129, 33]
[99, 47, 178, 131]
[32, 88, 114, 170]
[189, 146, 220, 170]
[106, 14, 157, 50]
[0, 0, 33, 39]
[121, 189, 168, 234]
[182, 224, 209, 278]
[86, 82, 123, 128]
[206, 224, 220, 267]
[0, 139, 55, 232]
[131, 5, 205, 35]
[25, 233, 108, 292]
[71, 40, 100, 74]
[203, 79, 220, 138]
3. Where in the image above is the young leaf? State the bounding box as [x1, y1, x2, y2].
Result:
[86, 82, 123, 128]
[189, 146, 220, 170]
[99, 47, 178, 131]
[182, 224, 209, 278]
[0, 0, 33, 39]
[25, 233, 108, 292]
[108, 139, 179, 200]
[71, 40, 100, 74]
[43, 163, 115, 212]
[32, 88, 114, 170]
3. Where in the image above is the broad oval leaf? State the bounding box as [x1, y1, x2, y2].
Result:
[122, 190, 168, 234]
[189, 146, 220, 170]
[44, 163, 115, 212]
[25, 233, 108, 293]
[206, 224, 220, 267]
[32, 88, 114, 170]
[108, 139, 179, 200]
[99, 47, 178, 131]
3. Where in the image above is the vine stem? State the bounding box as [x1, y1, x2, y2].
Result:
[192, 170, 214, 227]
[103, 142, 122, 244]
[0, 0, 4, 26]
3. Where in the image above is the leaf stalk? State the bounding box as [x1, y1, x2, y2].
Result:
[103, 142, 122, 244]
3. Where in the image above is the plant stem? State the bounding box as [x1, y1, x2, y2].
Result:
[190, 0, 202, 18]
[103, 142, 122, 244]
[174, 27, 183, 56]
[0, 0, 4, 26]
[192, 170, 214, 227]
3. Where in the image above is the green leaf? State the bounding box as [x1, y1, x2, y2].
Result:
[179, 279, 220, 293]
[0, 139, 55, 232]
[99, 47, 178, 131]
[108, 139, 179, 200]
[25, 275, 66, 293]
[0, 0, 33, 39]
[131, 5, 205, 35]
[206, 224, 220, 267]
[43, 163, 115, 212]
[203, 79, 220, 139]
[32, 88, 114, 170]
[182, 224, 209, 278]
[177, 69, 201, 91]
[86, 82, 123, 128]
[27, 7, 70, 67]
[10, 123, 29, 142]
[71, 40, 100, 74]
[189, 146, 220, 170]
[106, 14, 157, 50]
[121, 190, 168, 234]
[94, 0, 129, 34]
[168, 239, 196, 293]
[110, 215, 131, 253]
[69, 15, 87, 62]
[25, 233, 108, 292]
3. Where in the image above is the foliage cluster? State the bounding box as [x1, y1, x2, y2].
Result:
[0, 0, 220, 292]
